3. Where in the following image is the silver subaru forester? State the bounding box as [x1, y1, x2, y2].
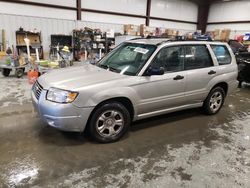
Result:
[32, 38, 238, 143]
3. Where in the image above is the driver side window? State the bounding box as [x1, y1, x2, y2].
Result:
[151, 46, 184, 73]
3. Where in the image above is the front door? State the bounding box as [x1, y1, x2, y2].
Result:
[134, 45, 187, 115]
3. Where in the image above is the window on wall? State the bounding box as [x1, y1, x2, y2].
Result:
[211, 45, 232, 65]
[184, 45, 213, 70]
[151, 46, 184, 73]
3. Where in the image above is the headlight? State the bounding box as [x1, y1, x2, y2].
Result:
[46, 88, 78, 103]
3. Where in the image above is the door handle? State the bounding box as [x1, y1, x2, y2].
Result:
[208, 70, 216, 75]
[173, 75, 184, 80]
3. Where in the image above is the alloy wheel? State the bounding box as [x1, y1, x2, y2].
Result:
[96, 110, 124, 138]
[209, 91, 223, 113]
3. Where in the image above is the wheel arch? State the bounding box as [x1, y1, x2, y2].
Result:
[85, 97, 135, 132]
[211, 82, 228, 96]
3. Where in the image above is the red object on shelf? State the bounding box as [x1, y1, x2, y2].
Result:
[28, 70, 39, 84]
[235, 35, 244, 42]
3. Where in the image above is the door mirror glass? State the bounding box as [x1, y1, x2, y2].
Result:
[146, 67, 165, 76]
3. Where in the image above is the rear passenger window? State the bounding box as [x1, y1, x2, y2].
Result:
[184, 45, 213, 70]
[211, 45, 231, 65]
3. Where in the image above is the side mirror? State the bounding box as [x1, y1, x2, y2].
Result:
[146, 67, 164, 76]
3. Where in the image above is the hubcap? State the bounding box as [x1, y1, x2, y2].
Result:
[209, 91, 223, 113]
[96, 110, 124, 137]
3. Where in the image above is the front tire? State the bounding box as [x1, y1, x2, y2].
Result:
[89, 102, 131, 143]
[203, 87, 225, 115]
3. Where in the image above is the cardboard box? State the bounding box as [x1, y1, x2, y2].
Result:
[165, 29, 173, 36]
[165, 29, 179, 37]
[124, 24, 136, 35]
[139, 24, 151, 36]
[220, 29, 231, 41]
[213, 29, 221, 40]
[140, 24, 146, 36]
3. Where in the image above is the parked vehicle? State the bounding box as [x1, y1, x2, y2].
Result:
[228, 40, 250, 87]
[32, 39, 238, 143]
[0, 54, 28, 78]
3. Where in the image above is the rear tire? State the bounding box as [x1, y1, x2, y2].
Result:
[203, 87, 225, 115]
[2, 69, 10, 77]
[88, 102, 131, 143]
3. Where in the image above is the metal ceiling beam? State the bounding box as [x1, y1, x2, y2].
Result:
[150, 16, 197, 25]
[0, 0, 77, 11]
[207, 20, 250, 25]
[81, 8, 147, 19]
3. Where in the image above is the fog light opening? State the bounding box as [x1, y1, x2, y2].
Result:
[47, 119, 55, 126]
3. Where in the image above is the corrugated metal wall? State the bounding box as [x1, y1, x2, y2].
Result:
[0, 0, 199, 58]
[0, 13, 194, 58]
[0, 13, 126, 57]
[207, 1, 250, 37]
[0, 13, 77, 57]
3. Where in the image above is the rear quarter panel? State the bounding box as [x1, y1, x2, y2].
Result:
[208, 43, 238, 95]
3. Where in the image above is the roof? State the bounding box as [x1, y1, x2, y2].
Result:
[126, 38, 227, 46]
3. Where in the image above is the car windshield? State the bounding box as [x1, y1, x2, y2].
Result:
[97, 42, 157, 76]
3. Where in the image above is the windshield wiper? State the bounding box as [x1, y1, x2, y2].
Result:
[98, 64, 120, 73]
[108, 66, 120, 73]
[98, 64, 109, 69]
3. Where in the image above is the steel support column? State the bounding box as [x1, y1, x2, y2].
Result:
[146, 0, 151, 26]
[77, 0, 81, 20]
[197, 5, 209, 33]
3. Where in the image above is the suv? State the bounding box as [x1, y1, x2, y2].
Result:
[32, 39, 238, 143]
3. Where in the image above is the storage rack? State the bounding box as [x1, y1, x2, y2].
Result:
[50, 34, 72, 59]
[16, 29, 43, 59]
[73, 28, 115, 61]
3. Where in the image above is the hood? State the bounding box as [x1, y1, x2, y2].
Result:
[38, 63, 127, 90]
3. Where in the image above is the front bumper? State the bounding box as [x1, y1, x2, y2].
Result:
[32, 89, 94, 132]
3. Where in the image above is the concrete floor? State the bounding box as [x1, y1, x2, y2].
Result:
[0, 74, 250, 187]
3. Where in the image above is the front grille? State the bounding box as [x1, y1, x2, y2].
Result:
[33, 81, 43, 100]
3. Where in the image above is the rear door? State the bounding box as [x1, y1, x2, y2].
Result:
[183, 44, 216, 104]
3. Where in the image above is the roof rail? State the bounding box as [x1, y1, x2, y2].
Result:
[129, 37, 142, 41]
[146, 36, 169, 39]
[175, 35, 213, 41]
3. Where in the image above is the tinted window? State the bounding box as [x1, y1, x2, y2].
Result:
[211, 45, 231, 65]
[151, 46, 184, 73]
[184, 45, 213, 70]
